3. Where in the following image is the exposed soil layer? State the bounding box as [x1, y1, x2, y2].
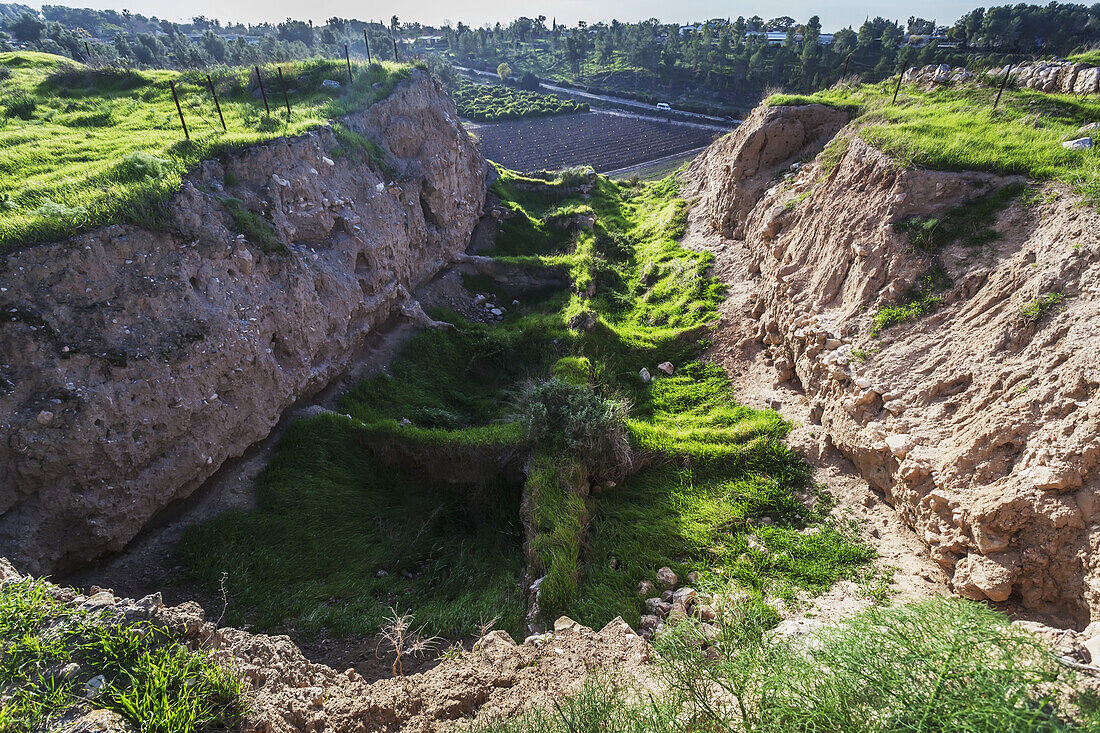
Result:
[0, 69, 488, 577]
[685, 102, 1100, 625]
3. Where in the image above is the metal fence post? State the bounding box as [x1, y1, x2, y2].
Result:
[254, 66, 270, 115]
[169, 81, 189, 140]
[207, 74, 227, 131]
[277, 67, 291, 116]
[993, 63, 1013, 110]
[892, 65, 907, 105]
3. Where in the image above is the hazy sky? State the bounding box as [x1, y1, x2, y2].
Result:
[31, 0, 984, 31]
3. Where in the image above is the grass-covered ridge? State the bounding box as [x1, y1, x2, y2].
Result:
[0, 51, 413, 250]
[179, 168, 875, 640]
[452, 79, 588, 122]
[0, 576, 245, 733]
[769, 77, 1100, 206]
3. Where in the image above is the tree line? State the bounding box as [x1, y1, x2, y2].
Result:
[0, 3, 1097, 104]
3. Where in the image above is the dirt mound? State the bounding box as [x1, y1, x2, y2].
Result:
[0, 70, 488, 576]
[686, 105, 1100, 624]
[685, 102, 847, 238]
[4, 558, 653, 733]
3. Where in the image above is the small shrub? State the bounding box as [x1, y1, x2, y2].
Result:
[1021, 291, 1064, 323]
[116, 151, 172, 182]
[220, 197, 284, 254]
[0, 66, 12, 82]
[32, 199, 87, 226]
[5, 93, 36, 120]
[511, 378, 628, 466]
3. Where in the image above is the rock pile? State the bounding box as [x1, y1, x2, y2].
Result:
[900, 61, 1100, 95]
[636, 566, 720, 643]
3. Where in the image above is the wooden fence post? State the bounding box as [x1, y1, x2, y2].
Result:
[169, 81, 189, 140]
[392, 37, 399, 62]
[841, 54, 850, 80]
[345, 43, 353, 83]
[254, 66, 270, 115]
[364, 28, 372, 64]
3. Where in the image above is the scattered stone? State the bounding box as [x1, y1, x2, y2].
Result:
[84, 674, 108, 699]
[671, 587, 697, 609]
[695, 604, 717, 622]
[639, 367, 652, 383]
[321, 79, 341, 89]
[656, 566, 677, 588]
[685, 571, 699, 584]
[35, 410, 54, 425]
[657, 361, 675, 376]
[885, 433, 912, 459]
[553, 616, 583, 634]
[1062, 137, 1093, 151]
[637, 580, 655, 597]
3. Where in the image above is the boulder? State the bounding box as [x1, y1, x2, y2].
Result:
[656, 566, 678, 588]
[657, 361, 675, 376]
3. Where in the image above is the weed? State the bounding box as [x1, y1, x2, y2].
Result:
[817, 135, 851, 176]
[1021, 291, 1065, 323]
[116, 151, 171, 181]
[892, 183, 1023, 253]
[871, 268, 952, 336]
[782, 190, 810, 212]
[220, 197, 284, 254]
[472, 597, 1100, 732]
[377, 607, 440, 677]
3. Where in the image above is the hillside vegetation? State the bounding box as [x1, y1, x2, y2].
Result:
[179, 169, 877, 639]
[0, 51, 411, 250]
[453, 79, 588, 122]
[770, 77, 1100, 206]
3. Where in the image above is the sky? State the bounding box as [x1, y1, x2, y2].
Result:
[28, 0, 985, 31]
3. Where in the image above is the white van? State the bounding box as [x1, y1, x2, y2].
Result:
[656, 102, 671, 111]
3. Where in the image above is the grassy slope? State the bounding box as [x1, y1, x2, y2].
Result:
[1068, 49, 1100, 65]
[0, 577, 245, 733]
[179, 169, 875, 640]
[770, 78, 1100, 206]
[0, 52, 412, 250]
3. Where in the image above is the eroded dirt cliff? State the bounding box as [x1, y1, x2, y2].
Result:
[686, 103, 1100, 624]
[0, 69, 488, 575]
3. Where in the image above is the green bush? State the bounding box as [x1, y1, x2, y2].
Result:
[511, 378, 627, 465]
[116, 151, 171, 181]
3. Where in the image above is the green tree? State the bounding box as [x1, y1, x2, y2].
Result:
[497, 61, 511, 80]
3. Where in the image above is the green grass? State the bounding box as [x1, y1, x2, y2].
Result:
[452, 79, 588, 122]
[179, 168, 875, 641]
[770, 78, 1100, 207]
[1021, 291, 1065, 323]
[892, 183, 1023, 252]
[472, 596, 1100, 732]
[0, 576, 245, 733]
[0, 51, 413, 250]
[1068, 49, 1100, 65]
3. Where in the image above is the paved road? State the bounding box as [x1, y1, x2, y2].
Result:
[455, 66, 741, 128]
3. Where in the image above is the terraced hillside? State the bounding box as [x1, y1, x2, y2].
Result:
[468, 111, 729, 173]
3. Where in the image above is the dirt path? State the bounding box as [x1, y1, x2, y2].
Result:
[683, 209, 951, 619]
